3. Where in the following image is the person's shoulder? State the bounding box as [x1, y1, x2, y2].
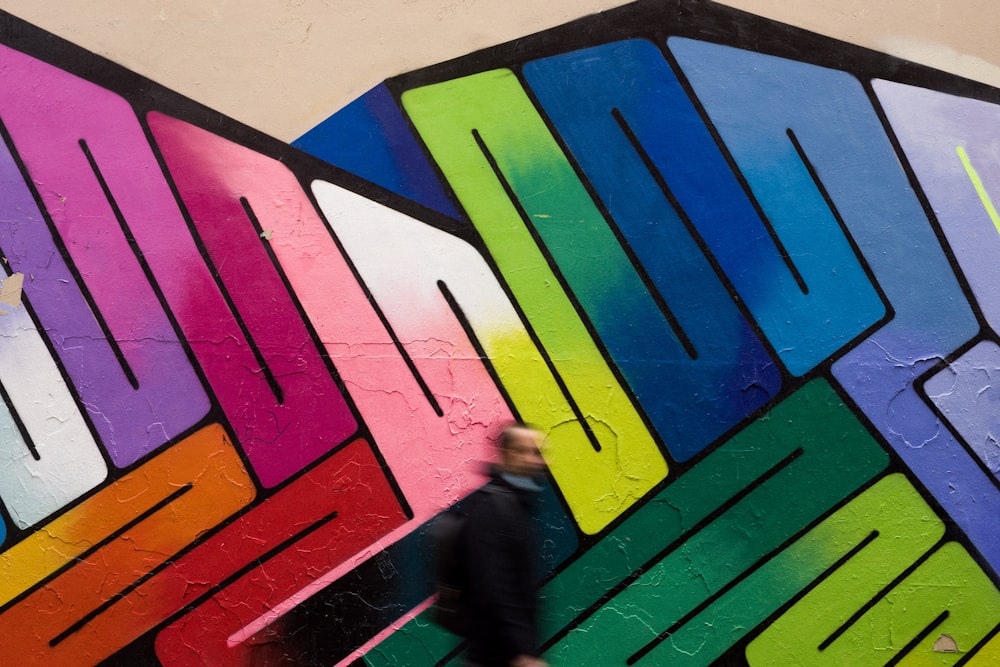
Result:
[467, 479, 516, 513]
[484, 476, 525, 503]
[484, 478, 515, 494]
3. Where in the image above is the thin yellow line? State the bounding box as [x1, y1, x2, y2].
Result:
[957, 145, 1000, 237]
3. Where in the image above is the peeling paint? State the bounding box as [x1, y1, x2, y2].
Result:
[934, 633, 960, 653]
[0, 272, 23, 309]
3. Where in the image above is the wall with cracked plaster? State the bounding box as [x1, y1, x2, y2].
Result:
[0, 0, 999, 665]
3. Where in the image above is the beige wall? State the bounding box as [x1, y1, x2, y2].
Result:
[0, 0, 997, 142]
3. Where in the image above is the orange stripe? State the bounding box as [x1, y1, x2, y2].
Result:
[0, 424, 254, 666]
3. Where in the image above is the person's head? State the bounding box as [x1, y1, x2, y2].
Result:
[499, 424, 546, 477]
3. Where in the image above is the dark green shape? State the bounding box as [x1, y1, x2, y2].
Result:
[366, 380, 888, 665]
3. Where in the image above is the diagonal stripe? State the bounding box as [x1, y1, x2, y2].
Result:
[957, 145, 1000, 237]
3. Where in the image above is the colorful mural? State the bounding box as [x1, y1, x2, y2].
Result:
[0, 0, 999, 664]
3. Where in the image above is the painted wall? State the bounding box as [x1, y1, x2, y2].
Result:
[0, 0, 999, 664]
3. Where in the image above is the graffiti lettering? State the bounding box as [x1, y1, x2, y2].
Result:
[0, 2, 998, 665]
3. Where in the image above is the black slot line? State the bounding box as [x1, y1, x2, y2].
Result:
[818, 544, 938, 651]
[883, 610, 950, 667]
[0, 380, 40, 461]
[280, 192, 443, 417]
[543, 446, 804, 653]
[658, 48, 809, 296]
[7, 483, 192, 617]
[609, 107, 709, 360]
[628, 529, 879, 664]
[193, 197, 284, 405]
[472, 129, 603, 453]
[63, 140, 141, 390]
[50, 500, 339, 647]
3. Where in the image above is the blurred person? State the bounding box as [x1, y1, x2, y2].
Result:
[463, 424, 549, 667]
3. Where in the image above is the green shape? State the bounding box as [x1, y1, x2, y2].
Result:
[399, 67, 629, 380]
[367, 379, 887, 665]
[364, 614, 459, 667]
[400, 68, 618, 343]
[402, 70, 669, 536]
[652, 473, 943, 665]
[749, 541, 1000, 667]
[544, 378, 888, 664]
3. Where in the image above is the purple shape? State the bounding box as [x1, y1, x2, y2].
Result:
[924, 341, 1000, 475]
[874, 81, 1000, 331]
[872, 84, 1000, 552]
[819, 80, 1000, 571]
[664, 41, 996, 570]
[0, 44, 210, 467]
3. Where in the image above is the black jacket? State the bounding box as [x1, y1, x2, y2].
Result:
[462, 470, 540, 665]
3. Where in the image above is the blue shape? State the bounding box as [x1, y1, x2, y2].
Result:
[670, 37, 1000, 574]
[536, 39, 885, 378]
[524, 40, 781, 461]
[294, 83, 460, 218]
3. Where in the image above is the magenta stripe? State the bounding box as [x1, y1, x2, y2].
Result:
[147, 112, 357, 486]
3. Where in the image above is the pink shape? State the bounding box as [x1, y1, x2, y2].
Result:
[227, 180, 518, 645]
[145, 128, 512, 647]
[335, 596, 436, 667]
[149, 437, 408, 667]
[264, 183, 509, 515]
[144, 112, 357, 486]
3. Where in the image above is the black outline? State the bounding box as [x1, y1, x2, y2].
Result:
[912, 334, 1000, 497]
[0, 0, 999, 663]
[955, 619, 1000, 666]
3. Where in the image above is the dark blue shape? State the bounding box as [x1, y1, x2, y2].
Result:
[524, 40, 781, 461]
[294, 83, 460, 218]
[528, 39, 884, 380]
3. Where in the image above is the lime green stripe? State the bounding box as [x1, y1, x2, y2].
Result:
[957, 145, 1000, 236]
[402, 70, 666, 534]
